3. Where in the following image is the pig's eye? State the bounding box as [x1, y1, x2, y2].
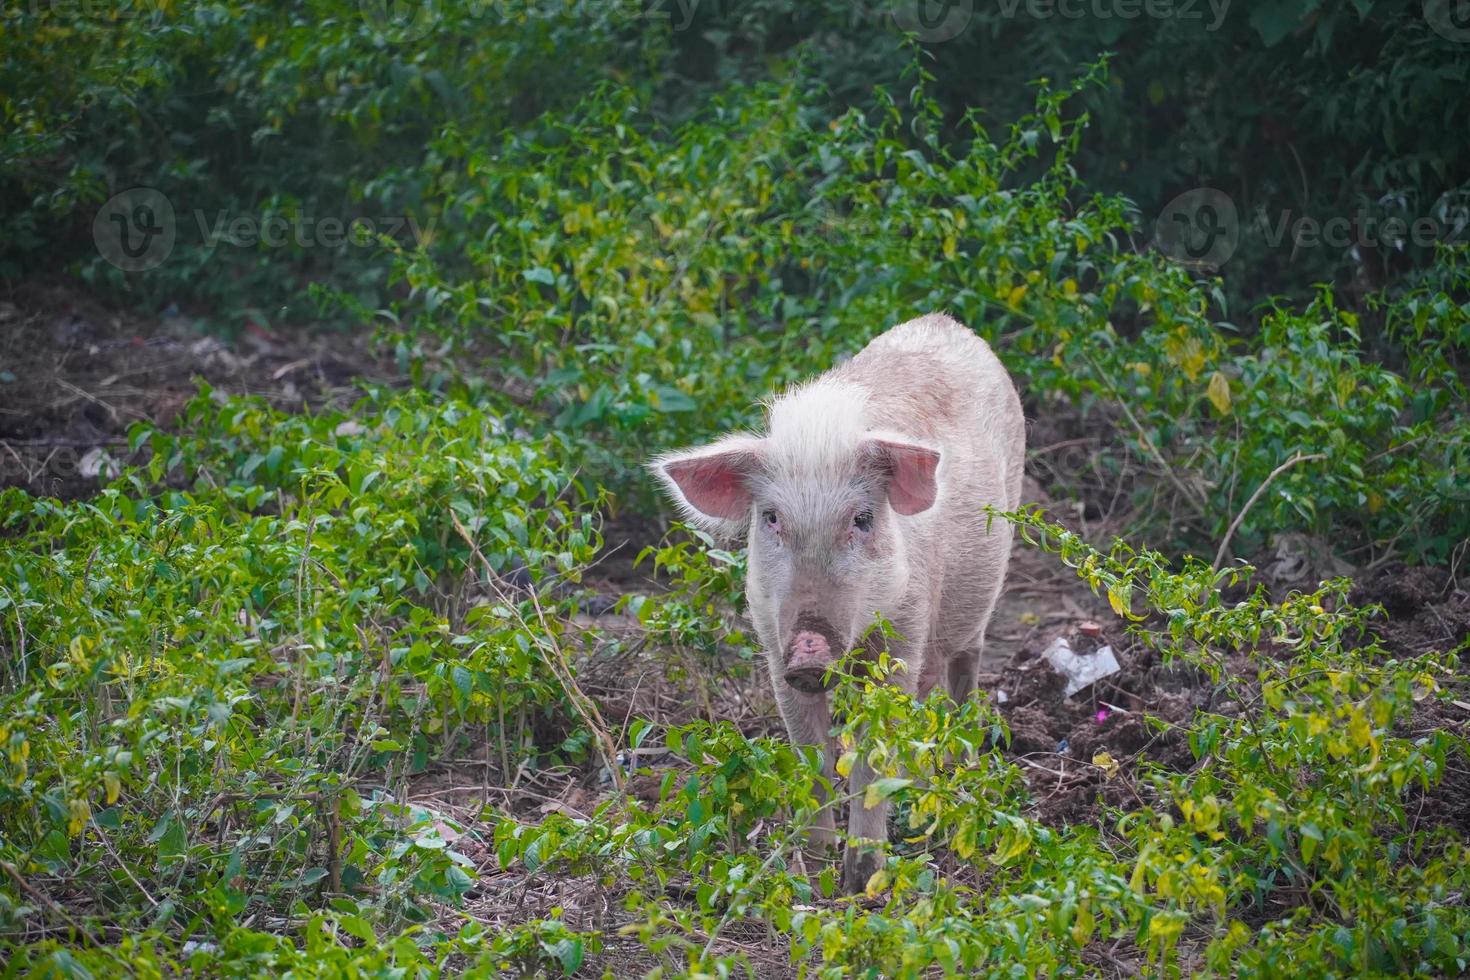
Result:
[762, 509, 781, 531]
[852, 510, 874, 533]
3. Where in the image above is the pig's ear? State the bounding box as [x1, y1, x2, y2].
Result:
[864, 436, 941, 516]
[650, 436, 765, 531]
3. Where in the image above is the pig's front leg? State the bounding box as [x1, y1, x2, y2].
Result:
[842, 648, 923, 892]
[772, 680, 838, 859]
[945, 642, 983, 703]
[843, 751, 887, 890]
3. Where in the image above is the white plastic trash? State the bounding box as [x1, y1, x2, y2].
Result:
[1042, 636, 1121, 698]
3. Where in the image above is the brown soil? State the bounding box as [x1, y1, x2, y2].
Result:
[1351, 562, 1470, 657]
[0, 284, 396, 499]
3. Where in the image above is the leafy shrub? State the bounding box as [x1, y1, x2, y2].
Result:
[10, 1, 1466, 320]
[0, 387, 600, 944]
[665, 0, 1470, 306]
[0, 0, 670, 320]
[1, 391, 1465, 974]
[377, 61, 1467, 563]
[6, 0, 1465, 564]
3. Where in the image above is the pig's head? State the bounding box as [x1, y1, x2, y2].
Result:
[652, 382, 940, 694]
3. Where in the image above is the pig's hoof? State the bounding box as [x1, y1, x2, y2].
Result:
[841, 847, 881, 894]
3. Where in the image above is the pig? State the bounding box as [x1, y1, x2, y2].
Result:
[651, 312, 1025, 888]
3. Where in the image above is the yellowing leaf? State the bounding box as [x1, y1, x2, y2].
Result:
[1164, 331, 1207, 381]
[1129, 850, 1150, 895]
[104, 771, 121, 805]
[863, 777, 911, 809]
[1206, 370, 1232, 415]
[1347, 711, 1375, 754]
[1103, 582, 1146, 622]
[1092, 751, 1120, 778]
[864, 866, 891, 899]
[989, 819, 1032, 866]
[952, 820, 976, 860]
[68, 797, 91, 837]
[1072, 901, 1095, 945]
[1148, 909, 1187, 947]
[835, 750, 856, 779]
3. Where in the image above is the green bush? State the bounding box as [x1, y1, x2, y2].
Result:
[0, 388, 600, 945]
[8, 2, 1467, 317]
[378, 63, 1468, 562]
[0, 0, 669, 321]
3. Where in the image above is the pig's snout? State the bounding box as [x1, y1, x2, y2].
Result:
[784, 629, 837, 694]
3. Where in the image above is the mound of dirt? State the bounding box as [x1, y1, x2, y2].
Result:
[1344, 564, 1470, 836]
[1351, 563, 1470, 658]
[982, 621, 1201, 825]
[1, 285, 393, 499]
[987, 562, 1469, 829]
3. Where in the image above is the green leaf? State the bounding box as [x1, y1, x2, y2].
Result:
[337, 914, 377, 947]
[285, 867, 329, 890]
[546, 936, 584, 974]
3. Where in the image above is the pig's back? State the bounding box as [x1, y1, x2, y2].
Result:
[836, 313, 1024, 509]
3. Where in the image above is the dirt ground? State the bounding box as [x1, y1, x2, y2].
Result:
[0, 285, 394, 499]
[5, 286, 1468, 976]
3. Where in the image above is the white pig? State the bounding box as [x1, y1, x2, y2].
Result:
[651, 312, 1025, 888]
